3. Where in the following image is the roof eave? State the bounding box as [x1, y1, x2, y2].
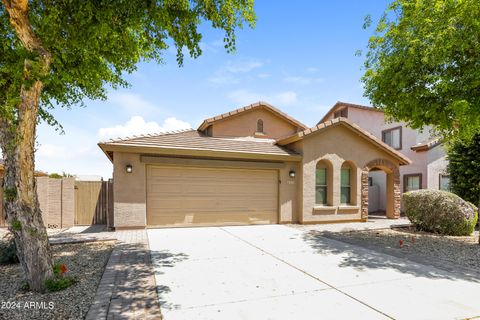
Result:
[98, 143, 114, 163]
[98, 143, 302, 162]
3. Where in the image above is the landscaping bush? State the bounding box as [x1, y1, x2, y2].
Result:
[0, 233, 19, 264]
[447, 133, 480, 206]
[404, 189, 478, 236]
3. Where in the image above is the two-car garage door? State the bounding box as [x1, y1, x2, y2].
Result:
[146, 165, 278, 227]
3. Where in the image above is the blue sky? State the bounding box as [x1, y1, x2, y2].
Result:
[35, 0, 391, 178]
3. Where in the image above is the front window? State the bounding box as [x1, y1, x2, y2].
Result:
[439, 174, 450, 191]
[315, 166, 327, 205]
[382, 126, 402, 150]
[340, 167, 351, 204]
[404, 174, 422, 192]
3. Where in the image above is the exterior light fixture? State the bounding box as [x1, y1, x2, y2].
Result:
[289, 170, 295, 178]
[125, 164, 133, 173]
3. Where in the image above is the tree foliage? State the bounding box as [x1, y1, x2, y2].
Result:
[0, 0, 256, 126]
[447, 134, 480, 206]
[362, 0, 480, 140]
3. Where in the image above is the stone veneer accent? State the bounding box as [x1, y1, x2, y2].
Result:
[361, 158, 401, 219]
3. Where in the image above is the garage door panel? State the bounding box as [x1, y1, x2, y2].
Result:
[147, 212, 275, 226]
[146, 166, 278, 227]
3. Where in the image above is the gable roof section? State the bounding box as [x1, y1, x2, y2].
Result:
[318, 101, 384, 124]
[277, 117, 411, 165]
[197, 101, 308, 132]
[98, 129, 301, 162]
[411, 138, 441, 152]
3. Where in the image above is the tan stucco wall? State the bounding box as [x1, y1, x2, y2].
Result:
[291, 125, 401, 223]
[113, 152, 147, 228]
[325, 107, 433, 202]
[211, 108, 299, 139]
[278, 162, 301, 223]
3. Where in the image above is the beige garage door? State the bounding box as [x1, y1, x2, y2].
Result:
[146, 165, 278, 227]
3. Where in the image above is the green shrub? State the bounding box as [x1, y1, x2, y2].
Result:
[44, 276, 76, 292]
[447, 133, 480, 206]
[0, 233, 19, 264]
[404, 189, 478, 236]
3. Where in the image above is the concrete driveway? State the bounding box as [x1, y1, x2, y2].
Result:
[148, 225, 480, 320]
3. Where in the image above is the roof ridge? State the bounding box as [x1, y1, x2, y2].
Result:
[99, 128, 194, 144]
[317, 101, 384, 124]
[197, 101, 308, 131]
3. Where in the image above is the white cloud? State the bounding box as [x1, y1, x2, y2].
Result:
[109, 92, 162, 116]
[257, 73, 271, 79]
[98, 116, 191, 140]
[208, 59, 264, 85]
[283, 76, 324, 85]
[306, 67, 319, 73]
[275, 91, 298, 105]
[37, 144, 67, 159]
[224, 60, 263, 73]
[227, 89, 298, 106]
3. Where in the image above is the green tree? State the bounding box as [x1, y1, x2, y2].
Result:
[362, 0, 480, 140]
[0, 0, 255, 292]
[447, 134, 480, 206]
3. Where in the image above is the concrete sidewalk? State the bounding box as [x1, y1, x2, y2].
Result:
[149, 225, 480, 320]
[49, 227, 162, 319]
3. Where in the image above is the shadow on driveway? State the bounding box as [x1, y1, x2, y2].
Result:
[303, 230, 480, 283]
[150, 250, 189, 312]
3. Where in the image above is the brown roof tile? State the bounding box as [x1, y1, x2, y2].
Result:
[197, 101, 308, 131]
[99, 129, 300, 162]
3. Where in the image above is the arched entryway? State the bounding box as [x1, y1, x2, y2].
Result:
[361, 158, 401, 219]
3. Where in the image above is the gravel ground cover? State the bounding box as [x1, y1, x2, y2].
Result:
[321, 226, 479, 272]
[0, 240, 114, 320]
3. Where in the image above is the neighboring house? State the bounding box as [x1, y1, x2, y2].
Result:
[319, 102, 449, 213]
[99, 102, 410, 229]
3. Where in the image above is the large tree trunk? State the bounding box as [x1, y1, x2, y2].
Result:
[1, 0, 54, 292]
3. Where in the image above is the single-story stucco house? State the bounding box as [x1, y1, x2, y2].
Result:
[99, 102, 410, 229]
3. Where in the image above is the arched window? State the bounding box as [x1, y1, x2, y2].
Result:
[316, 162, 328, 205]
[256, 119, 264, 133]
[341, 162, 353, 204]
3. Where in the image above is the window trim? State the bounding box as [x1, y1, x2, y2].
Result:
[439, 174, 450, 191]
[381, 126, 403, 150]
[403, 173, 422, 192]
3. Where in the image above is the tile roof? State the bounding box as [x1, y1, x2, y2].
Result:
[411, 138, 441, 151]
[99, 129, 300, 162]
[277, 117, 411, 165]
[197, 101, 308, 131]
[318, 101, 384, 124]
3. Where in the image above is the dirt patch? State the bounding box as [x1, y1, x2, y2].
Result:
[322, 227, 479, 272]
[0, 241, 114, 320]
